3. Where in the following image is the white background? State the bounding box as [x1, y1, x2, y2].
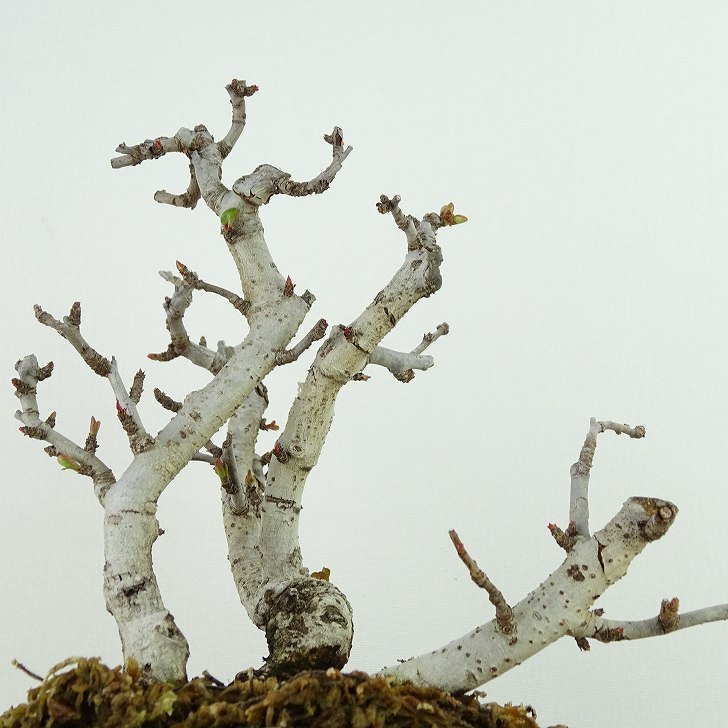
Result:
[2, 2, 727, 725]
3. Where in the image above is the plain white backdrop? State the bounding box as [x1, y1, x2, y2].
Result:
[2, 2, 728, 725]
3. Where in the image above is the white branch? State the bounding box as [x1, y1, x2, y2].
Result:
[570, 417, 646, 537]
[258, 196, 451, 596]
[274, 126, 353, 198]
[221, 387, 268, 624]
[379, 419, 682, 693]
[217, 79, 258, 158]
[33, 304, 153, 453]
[368, 347, 433, 376]
[13, 355, 115, 501]
[380, 495, 678, 691]
[157, 270, 227, 373]
[574, 602, 728, 643]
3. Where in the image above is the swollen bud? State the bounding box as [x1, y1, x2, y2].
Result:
[283, 276, 295, 297]
[220, 208, 239, 232]
[57, 453, 82, 472]
[213, 459, 229, 482]
[439, 202, 468, 226]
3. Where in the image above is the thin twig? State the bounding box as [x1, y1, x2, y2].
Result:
[449, 529, 516, 637]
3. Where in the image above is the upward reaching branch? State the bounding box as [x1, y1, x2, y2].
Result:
[380, 419, 674, 692]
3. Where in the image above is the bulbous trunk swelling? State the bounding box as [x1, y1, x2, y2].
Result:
[263, 578, 354, 676]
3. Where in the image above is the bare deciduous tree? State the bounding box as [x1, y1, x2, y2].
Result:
[12, 80, 728, 694]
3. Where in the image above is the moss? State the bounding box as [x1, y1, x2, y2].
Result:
[1, 658, 540, 728]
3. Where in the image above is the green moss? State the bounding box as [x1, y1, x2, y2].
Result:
[1, 658, 540, 728]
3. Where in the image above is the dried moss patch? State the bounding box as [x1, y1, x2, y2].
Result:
[1, 658, 540, 728]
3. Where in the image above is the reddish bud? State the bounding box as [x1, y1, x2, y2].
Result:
[115, 400, 125, 414]
[213, 459, 229, 481]
[343, 326, 353, 340]
[272, 442, 289, 463]
[283, 276, 295, 297]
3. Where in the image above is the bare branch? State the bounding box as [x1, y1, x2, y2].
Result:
[217, 79, 259, 158]
[129, 369, 145, 404]
[111, 135, 178, 170]
[273, 126, 353, 198]
[260, 196, 453, 586]
[275, 318, 328, 365]
[174, 260, 250, 315]
[412, 322, 450, 354]
[154, 387, 181, 412]
[381, 495, 678, 692]
[449, 529, 516, 637]
[375, 194, 418, 248]
[154, 163, 201, 209]
[367, 323, 449, 382]
[157, 270, 229, 373]
[110, 358, 153, 454]
[34, 302, 111, 376]
[13, 355, 115, 501]
[569, 417, 646, 538]
[153, 387, 222, 458]
[573, 599, 728, 643]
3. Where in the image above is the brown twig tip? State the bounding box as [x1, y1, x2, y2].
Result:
[283, 276, 295, 297]
[11, 378, 35, 396]
[153, 387, 182, 412]
[353, 372, 371, 382]
[449, 529, 516, 637]
[393, 369, 415, 383]
[323, 127, 344, 147]
[147, 344, 180, 362]
[129, 370, 145, 404]
[19, 425, 44, 439]
[230, 79, 258, 96]
[37, 361, 54, 381]
[115, 400, 138, 438]
[376, 194, 399, 215]
[658, 597, 680, 633]
[311, 318, 328, 340]
[548, 521, 578, 551]
[68, 301, 82, 327]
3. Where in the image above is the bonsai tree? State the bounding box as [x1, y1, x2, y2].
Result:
[10, 79, 728, 717]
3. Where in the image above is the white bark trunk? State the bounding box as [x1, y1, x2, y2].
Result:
[380, 496, 677, 691]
